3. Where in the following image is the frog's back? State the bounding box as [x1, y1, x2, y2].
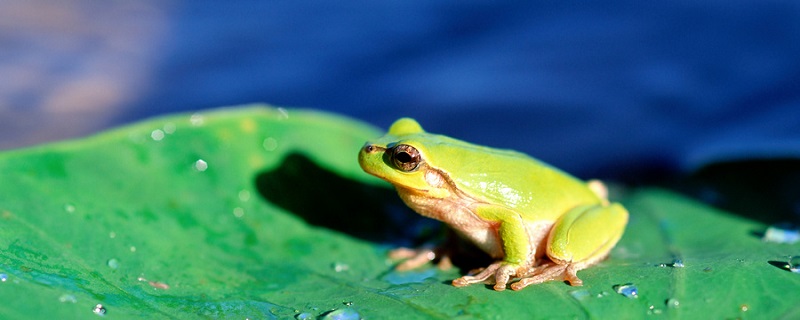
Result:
[420, 134, 601, 220]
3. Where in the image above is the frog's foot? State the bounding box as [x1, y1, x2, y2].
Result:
[451, 261, 501, 288]
[390, 247, 453, 271]
[452, 262, 522, 291]
[510, 262, 582, 291]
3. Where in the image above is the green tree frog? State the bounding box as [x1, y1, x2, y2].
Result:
[358, 118, 628, 291]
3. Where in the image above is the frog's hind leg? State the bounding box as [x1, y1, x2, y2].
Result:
[511, 203, 628, 291]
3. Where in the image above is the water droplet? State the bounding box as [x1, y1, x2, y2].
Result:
[343, 301, 353, 306]
[163, 122, 177, 134]
[0, 274, 7, 282]
[703, 267, 712, 272]
[332, 262, 350, 272]
[570, 289, 591, 300]
[190, 113, 205, 126]
[319, 308, 359, 320]
[64, 204, 76, 213]
[740, 304, 749, 312]
[276, 108, 289, 120]
[130, 246, 137, 253]
[762, 223, 800, 244]
[263, 137, 278, 151]
[671, 259, 684, 268]
[788, 256, 800, 272]
[150, 129, 165, 141]
[238, 190, 251, 202]
[194, 159, 208, 172]
[295, 312, 313, 320]
[233, 207, 245, 218]
[92, 304, 107, 316]
[647, 304, 663, 315]
[666, 298, 680, 308]
[59, 294, 77, 303]
[109, 232, 116, 239]
[613, 283, 638, 298]
[657, 263, 667, 268]
[107, 258, 119, 269]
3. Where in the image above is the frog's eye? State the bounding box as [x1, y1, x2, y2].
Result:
[391, 144, 422, 172]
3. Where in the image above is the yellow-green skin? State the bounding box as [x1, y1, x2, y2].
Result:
[358, 118, 628, 291]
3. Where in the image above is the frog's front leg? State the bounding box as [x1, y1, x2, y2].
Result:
[511, 202, 628, 291]
[452, 205, 533, 291]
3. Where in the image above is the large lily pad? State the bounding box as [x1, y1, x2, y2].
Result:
[1, 105, 798, 319]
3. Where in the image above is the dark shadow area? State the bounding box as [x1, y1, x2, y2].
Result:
[254, 152, 493, 271]
[673, 159, 800, 225]
[254, 152, 435, 244]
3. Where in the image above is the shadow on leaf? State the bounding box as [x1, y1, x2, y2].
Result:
[678, 159, 800, 225]
[254, 152, 433, 244]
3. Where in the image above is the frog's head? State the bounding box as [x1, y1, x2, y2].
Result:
[358, 118, 452, 199]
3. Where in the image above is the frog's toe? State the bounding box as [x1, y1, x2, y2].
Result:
[510, 262, 583, 291]
[491, 264, 520, 291]
[452, 262, 502, 287]
[390, 247, 436, 271]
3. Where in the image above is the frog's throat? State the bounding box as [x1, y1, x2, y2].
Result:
[395, 166, 455, 199]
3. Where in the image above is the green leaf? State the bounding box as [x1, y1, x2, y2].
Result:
[1, 105, 798, 319]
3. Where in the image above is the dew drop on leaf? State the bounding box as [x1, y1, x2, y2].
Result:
[319, 308, 360, 320]
[163, 122, 176, 134]
[238, 190, 251, 201]
[647, 304, 662, 315]
[233, 207, 245, 218]
[762, 223, 799, 244]
[295, 312, 313, 320]
[613, 283, 638, 298]
[788, 256, 800, 273]
[189, 113, 205, 126]
[263, 137, 278, 151]
[570, 289, 591, 300]
[666, 298, 680, 308]
[92, 304, 107, 316]
[194, 159, 208, 172]
[59, 294, 77, 303]
[276, 108, 289, 120]
[107, 258, 119, 269]
[332, 262, 349, 272]
[150, 129, 165, 141]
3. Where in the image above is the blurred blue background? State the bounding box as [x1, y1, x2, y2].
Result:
[2, 1, 799, 181]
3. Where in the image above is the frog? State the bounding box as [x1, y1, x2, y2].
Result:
[357, 118, 628, 291]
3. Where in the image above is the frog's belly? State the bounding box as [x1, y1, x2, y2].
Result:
[524, 220, 556, 259]
[453, 219, 554, 260]
[453, 224, 503, 258]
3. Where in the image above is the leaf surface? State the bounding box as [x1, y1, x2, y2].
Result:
[0, 105, 797, 319]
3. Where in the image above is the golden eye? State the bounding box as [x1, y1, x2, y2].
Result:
[391, 144, 422, 172]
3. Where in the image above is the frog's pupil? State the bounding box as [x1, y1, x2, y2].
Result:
[396, 152, 412, 163]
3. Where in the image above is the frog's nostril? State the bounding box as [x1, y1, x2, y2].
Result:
[364, 144, 376, 153]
